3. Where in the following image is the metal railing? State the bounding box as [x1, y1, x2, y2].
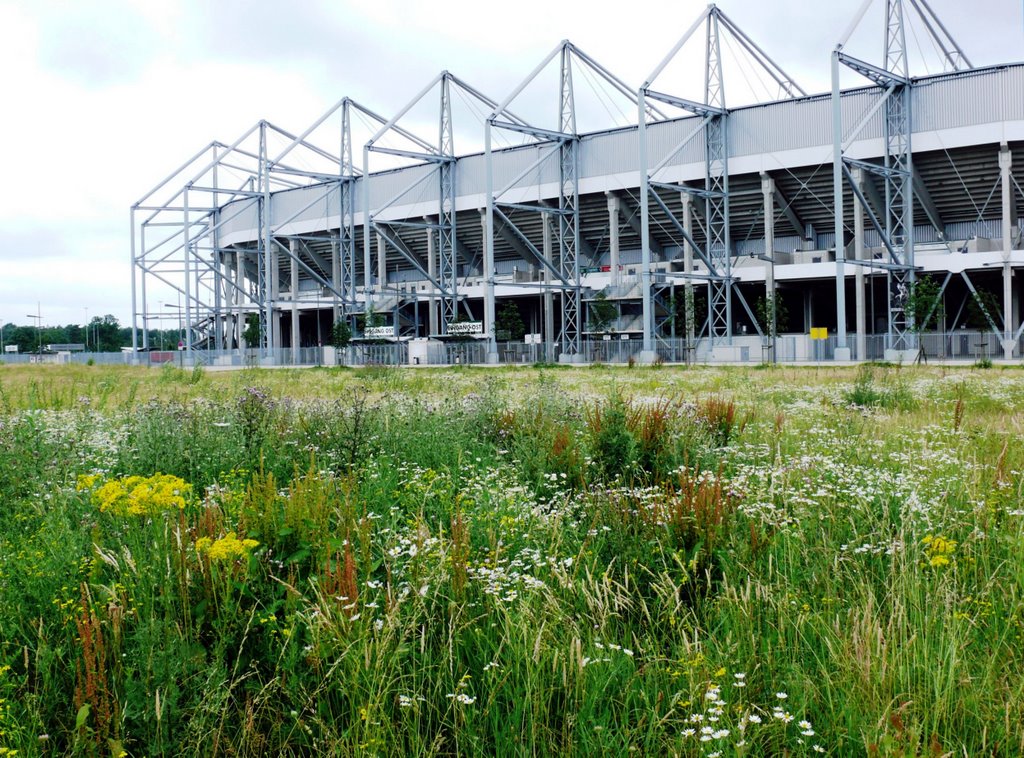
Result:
[1, 330, 1020, 369]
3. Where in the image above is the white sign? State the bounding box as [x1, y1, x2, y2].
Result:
[364, 326, 396, 339]
[446, 321, 483, 336]
[3, 345, 18, 353]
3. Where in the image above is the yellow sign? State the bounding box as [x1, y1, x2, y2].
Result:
[810, 327, 828, 340]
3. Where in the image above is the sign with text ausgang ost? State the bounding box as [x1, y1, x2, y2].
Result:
[446, 321, 483, 336]
[364, 326, 396, 339]
[810, 327, 828, 340]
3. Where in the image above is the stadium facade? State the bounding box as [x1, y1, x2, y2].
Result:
[131, 1, 1024, 365]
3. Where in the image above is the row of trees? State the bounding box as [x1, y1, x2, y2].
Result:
[0, 316, 181, 354]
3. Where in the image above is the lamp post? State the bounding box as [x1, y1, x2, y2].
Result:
[83, 307, 89, 351]
[26, 307, 42, 355]
[166, 303, 183, 349]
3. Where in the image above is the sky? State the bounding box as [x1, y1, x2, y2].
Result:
[0, 0, 1020, 331]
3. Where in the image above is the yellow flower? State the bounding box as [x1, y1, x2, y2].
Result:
[75, 474, 101, 492]
[196, 532, 259, 562]
[91, 473, 191, 517]
[923, 534, 956, 569]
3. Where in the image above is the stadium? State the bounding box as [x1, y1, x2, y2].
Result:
[130, 1, 1024, 365]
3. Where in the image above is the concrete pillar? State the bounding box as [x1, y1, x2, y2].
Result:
[681, 193, 695, 345]
[331, 236, 341, 324]
[290, 238, 300, 364]
[761, 175, 776, 339]
[235, 251, 245, 350]
[1000, 146, 1015, 359]
[271, 243, 282, 354]
[606, 193, 620, 287]
[376, 233, 386, 291]
[542, 216, 555, 360]
[213, 247, 224, 352]
[425, 220, 438, 336]
[853, 168, 867, 361]
[482, 209, 497, 361]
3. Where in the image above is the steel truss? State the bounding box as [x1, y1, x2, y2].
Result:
[364, 72, 507, 337]
[638, 6, 804, 355]
[832, 0, 972, 355]
[485, 41, 644, 359]
[131, 100, 390, 358]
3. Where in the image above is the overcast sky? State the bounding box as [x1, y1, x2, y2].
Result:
[0, 0, 1020, 330]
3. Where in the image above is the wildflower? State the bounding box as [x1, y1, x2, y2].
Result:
[775, 692, 788, 700]
[922, 534, 956, 568]
[195, 532, 259, 562]
[748, 714, 762, 724]
[682, 728, 695, 737]
[91, 473, 191, 517]
[813, 745, 826, 753]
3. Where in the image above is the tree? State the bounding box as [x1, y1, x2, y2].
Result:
[588, 291, 618, 334]
[965, 287, 1001, 331]
[242, 314, 261, 348]
[495, 301, 526, 341]
[357, 305, 383, 332]
[755, 293, 789, 338]
[906, 276, 944, 333]
[89, 316, 122, 352]
[330, 320, 352, 349]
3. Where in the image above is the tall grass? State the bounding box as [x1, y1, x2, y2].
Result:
[0, 364, 1021, 755]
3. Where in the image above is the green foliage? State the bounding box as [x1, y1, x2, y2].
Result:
[587, 291, 618, 334]
[906, 275, 945, 333]
[1, 365, 1023, 756]
[587, 394, 636, 481]
[755, 292, 789, 337]
[494, 301, 526, 342]
[844, 365, 916, 410]
[330, 319, 352, 349]
[965, 287, 1001, 330]
[242, 313, 261, 348]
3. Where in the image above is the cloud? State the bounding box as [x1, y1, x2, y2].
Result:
[29, 1, 166, 86]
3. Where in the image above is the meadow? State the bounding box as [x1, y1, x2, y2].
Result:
[0, 361, 1022, 756]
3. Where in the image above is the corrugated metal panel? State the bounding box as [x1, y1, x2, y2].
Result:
[217, 198, 259, 240]
[945, 219, 1000, 240]
[645, 118, 706, 172]
[457, 143, 560, 198]
[270, 184, 339, 228]
[362, 163, 438, 211]
[581, 128, 639, 177]
[730, 90, 883, 157]
[914, 66, 1024, 131]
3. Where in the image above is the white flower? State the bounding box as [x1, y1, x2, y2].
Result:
[799, 720, 812, 730]
[748, 714, 762, 724]
[682, 728, 695, 737]
[776, 692, 788, 700]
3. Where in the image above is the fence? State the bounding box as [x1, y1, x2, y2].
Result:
[1, 330, 1020, 369]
